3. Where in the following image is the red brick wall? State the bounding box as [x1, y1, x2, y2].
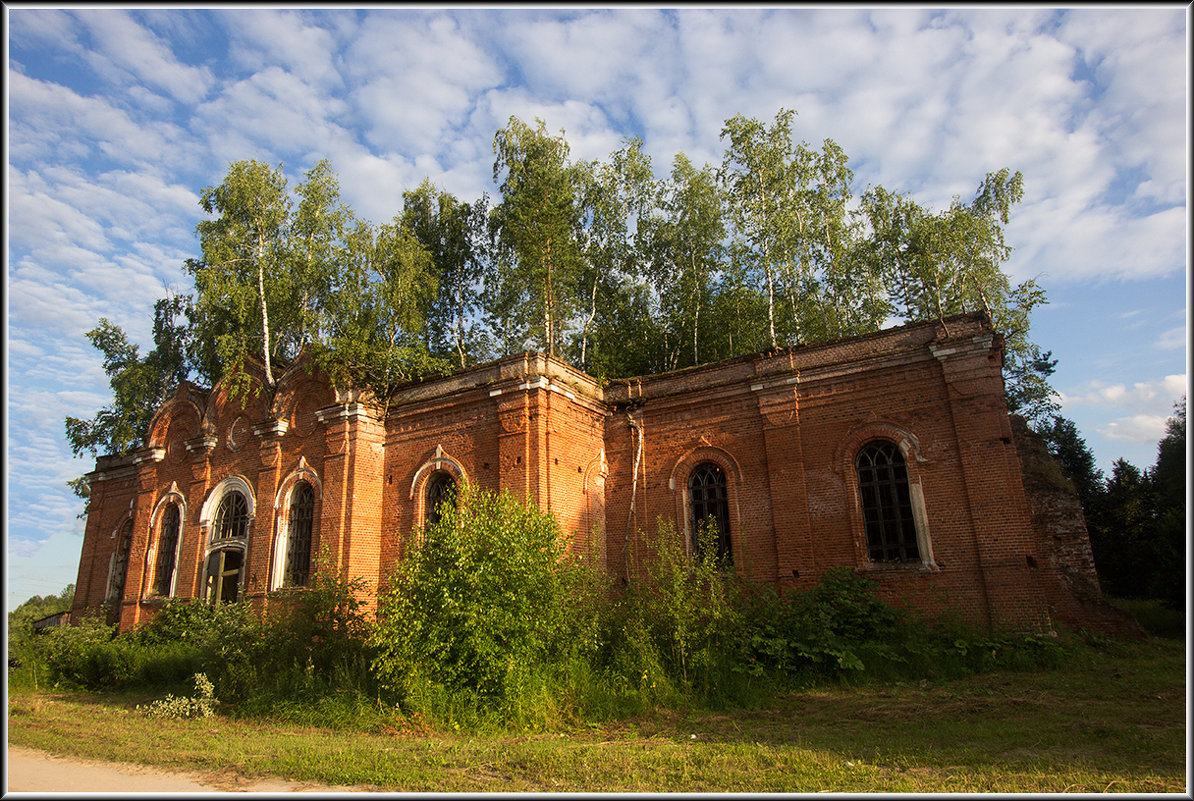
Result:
[72, 313, 1117, 635]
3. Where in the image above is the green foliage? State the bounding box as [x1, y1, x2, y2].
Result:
[629, 519, 744, 699]
[372, 486, 582, 709]
[64, 296, 194, 460]
[490, 116, 587, 358]
[1083, 398, 1186, 609]
[72, 112, 1055, 487]
[7, 584, 74, 667]
[1039, 414, 1105, 507]
[736, 567, 1068, 687]
[137, 673, 217, 719]
[35, 615, 200, 692]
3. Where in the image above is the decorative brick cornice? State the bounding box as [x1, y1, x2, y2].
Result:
[130, 448, 165, 465]
[185, 435, 218, 455]
[252, 419, 290, 438]
[315, 402, 375, 423]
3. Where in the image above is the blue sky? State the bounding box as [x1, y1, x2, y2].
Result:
[5, 7, 1188, 608]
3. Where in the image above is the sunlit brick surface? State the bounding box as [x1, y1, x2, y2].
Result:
[72, 313, 1125, 635]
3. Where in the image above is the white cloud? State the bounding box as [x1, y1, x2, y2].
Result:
[194, 66, 355, 163]
[1058, 9, 1186, 207]
[74, 9, 216, 105]
[1098, 414, 1171, 444]
[222, 9, 345, 90]
[1060, 374, 1188, 410]
[1157, 325, 1187, 351]
[7, 71, 198, 170]
[346, 12, 501, 157]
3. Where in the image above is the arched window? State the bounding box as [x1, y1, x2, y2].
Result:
[107, 519, 134, 608]
[204, 486, 251, 604]
[285, 481, 315, 587]
[213, 491, 249, 542]
[688, 462, 731, 563]
[152, 503, 181, 597]
[425, 472, 456, 528]
[856, 441, 920, 563]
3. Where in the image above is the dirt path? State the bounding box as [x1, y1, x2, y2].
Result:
[6, 746, 368, 793]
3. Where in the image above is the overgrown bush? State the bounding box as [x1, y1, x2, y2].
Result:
[372, 486, 601, 725]
[737, 566, 1070, 686]
[232, 567, 377, 718]
[22, 500, 1074, 728]
[600, 519, 746, 708]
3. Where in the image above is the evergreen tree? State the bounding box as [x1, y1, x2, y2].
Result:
[1147, 399, 1185, 608]
[1039, 415, 1105, 510]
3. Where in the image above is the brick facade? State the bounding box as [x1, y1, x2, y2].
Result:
[69, 312, 1124, 634]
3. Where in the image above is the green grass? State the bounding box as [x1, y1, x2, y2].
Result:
[1108, 596, 1186, 640]
[8, 635, 1186, 793]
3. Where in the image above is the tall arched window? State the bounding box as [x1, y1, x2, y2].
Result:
[688, 462, 731, 563]
[425, 472, 456, 528]
[205, 488, 250, 604]
[285, 481, 315, 587]
[107, 519, 134, 608]
[856, 441, 920, 563]
[152, 503, 181, 597]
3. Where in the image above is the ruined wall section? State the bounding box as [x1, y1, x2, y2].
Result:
[1010, 415, 1144, 636]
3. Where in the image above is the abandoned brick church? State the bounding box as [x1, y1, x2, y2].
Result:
[70, 311, 1135, 635]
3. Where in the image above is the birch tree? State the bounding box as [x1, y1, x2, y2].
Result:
[402, 179, 489, 367]
[491, 117, 585, 358]
[191, 160, 293, 391]
[720, 109, 801, 350]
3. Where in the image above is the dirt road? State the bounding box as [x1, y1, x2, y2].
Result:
[6, 746, 368, 793]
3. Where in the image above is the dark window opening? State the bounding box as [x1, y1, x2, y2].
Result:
[688, 462, 731, 563]
[207, 549, 243, 605]
[152, 504, 180, 596]
[856, 442, 920, 563]
[286, 481, 315, 587]
[107, 520, 134, 616]
[425, 472, 456, 528]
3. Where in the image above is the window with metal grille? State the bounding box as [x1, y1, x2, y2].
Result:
[286, 481, 314, 587]
[152, 503, 180, 596]
[688, 462, 731, 563]
[213, 491, 248, 542]
[856, 441, 920, 562]
[425, 472, 456, 528]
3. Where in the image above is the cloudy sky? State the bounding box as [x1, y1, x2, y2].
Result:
[5, 7, 1187, 608]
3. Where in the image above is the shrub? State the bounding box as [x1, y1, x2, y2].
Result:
[138, 673, 216, 719]
[608, 519, 745, 704]
[372, 486, 584, 717]
[39, 616, 131, 690]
